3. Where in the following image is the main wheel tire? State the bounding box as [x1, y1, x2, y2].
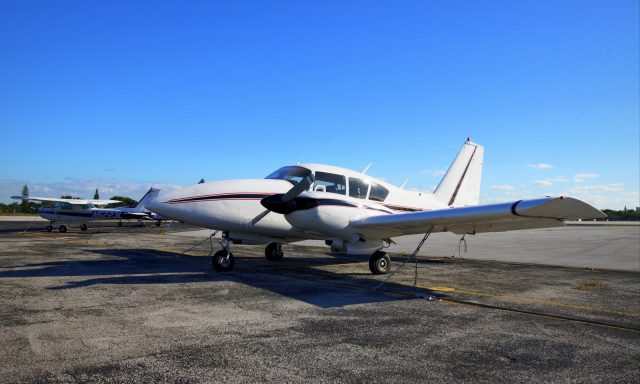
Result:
[58, 225, 68, 233]
[80, 224, 88, 231]
[156, 220, 161, 227]
[369, 251, 390, 275]
[46, 225, 53, 232]
[212, 250, 235, 272]
[265, 242, 284, 261]
[117, 221, 123, 227]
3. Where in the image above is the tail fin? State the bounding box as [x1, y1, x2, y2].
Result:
[433, 139, 484, 206]
[135, 188, 161, 211]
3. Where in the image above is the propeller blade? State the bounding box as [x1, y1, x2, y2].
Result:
[281, 172, 315, 202]
[249, 210, 270, 225]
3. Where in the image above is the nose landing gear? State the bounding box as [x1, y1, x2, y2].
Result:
[265, 242, 284, 261]
[211, 234, 235, 272]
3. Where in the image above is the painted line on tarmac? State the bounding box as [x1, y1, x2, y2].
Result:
[440, 299, 640, 333]
[418, 285, 640, 318]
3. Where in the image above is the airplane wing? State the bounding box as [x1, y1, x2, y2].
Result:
[11, 196, 121, 205]
[350, 197, 607, 238]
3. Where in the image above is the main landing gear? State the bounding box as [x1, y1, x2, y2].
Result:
[45, 222, 71, 233]
[369, 251, 390, 275]
[80, 224, 88, 231]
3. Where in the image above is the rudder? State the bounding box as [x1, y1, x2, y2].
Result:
[433, 139, 484, 206]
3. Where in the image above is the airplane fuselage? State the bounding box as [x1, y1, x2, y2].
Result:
[38, 206, 152, 223]
[148, 164, 449, 254]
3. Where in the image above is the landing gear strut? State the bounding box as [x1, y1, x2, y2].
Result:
[265, 242, 284, 261]
[211, 234, 235, 272]
[369, 251, 390, 275]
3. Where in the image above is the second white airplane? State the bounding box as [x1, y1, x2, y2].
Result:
[146, 139, 606, 274]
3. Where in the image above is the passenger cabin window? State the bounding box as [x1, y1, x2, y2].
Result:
[368, 183, 389, 202]
[315, 172, 346, 195]
[265, 166, 312, 186]
[349, 177, 369, 199]
[54, 202, 73, 210]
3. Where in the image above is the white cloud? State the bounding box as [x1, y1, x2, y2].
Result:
[491, 185, 514, 191]
[532, 176, 567, 187]
[573, 173, 600, 183]
[569, 183, 623, 193]
[533, 180, 553, 187]
[527, 163, 553, 169]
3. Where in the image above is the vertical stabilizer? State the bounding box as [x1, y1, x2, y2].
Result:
[433, 139, 484, 206]
[135, 188, 161, 211]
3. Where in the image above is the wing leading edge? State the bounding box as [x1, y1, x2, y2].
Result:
[351, 197, 606, 238]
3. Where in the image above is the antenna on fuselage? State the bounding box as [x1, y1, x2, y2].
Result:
[361, 163, 373, 174]
[400, 178, 410, 189]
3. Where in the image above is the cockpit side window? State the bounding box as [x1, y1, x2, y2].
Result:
[265, 166, 312, 185]
[348, 177, 369, 199]
[368, 183, 389, 202]
[55, 202, 73, 210]
[315, 172, 346, 195]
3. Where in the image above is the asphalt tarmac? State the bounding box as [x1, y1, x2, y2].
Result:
[0, 221, 638, 383]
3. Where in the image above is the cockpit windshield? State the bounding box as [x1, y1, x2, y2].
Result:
[265, 166, 311, 185]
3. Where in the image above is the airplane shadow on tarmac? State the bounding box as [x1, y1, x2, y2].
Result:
[0, 248, 448, 308]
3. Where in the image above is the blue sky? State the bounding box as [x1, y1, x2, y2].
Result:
[1, 0, 638, 209]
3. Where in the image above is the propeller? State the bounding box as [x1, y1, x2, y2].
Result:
[261, 172, 315, 215]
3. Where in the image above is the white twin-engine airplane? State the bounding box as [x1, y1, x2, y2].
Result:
[13, 188, 164, 232]
[146, 139, 606, 275]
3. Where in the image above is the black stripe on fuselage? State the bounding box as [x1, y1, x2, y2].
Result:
[38, 209, 142, 220]
[382, 203, 424, 212]
[168, 193, 394, 214]
[169, 193, 271, 204]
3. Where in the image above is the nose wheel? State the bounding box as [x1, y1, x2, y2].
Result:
[212, 250, 235, 272]
[265, 242, 284, 261]
[212, 235, 235, 272]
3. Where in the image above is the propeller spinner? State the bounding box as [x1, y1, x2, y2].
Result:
[260, 172, 316, 214]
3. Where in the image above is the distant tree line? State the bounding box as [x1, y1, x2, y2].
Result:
[600, 208, 640, 221]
